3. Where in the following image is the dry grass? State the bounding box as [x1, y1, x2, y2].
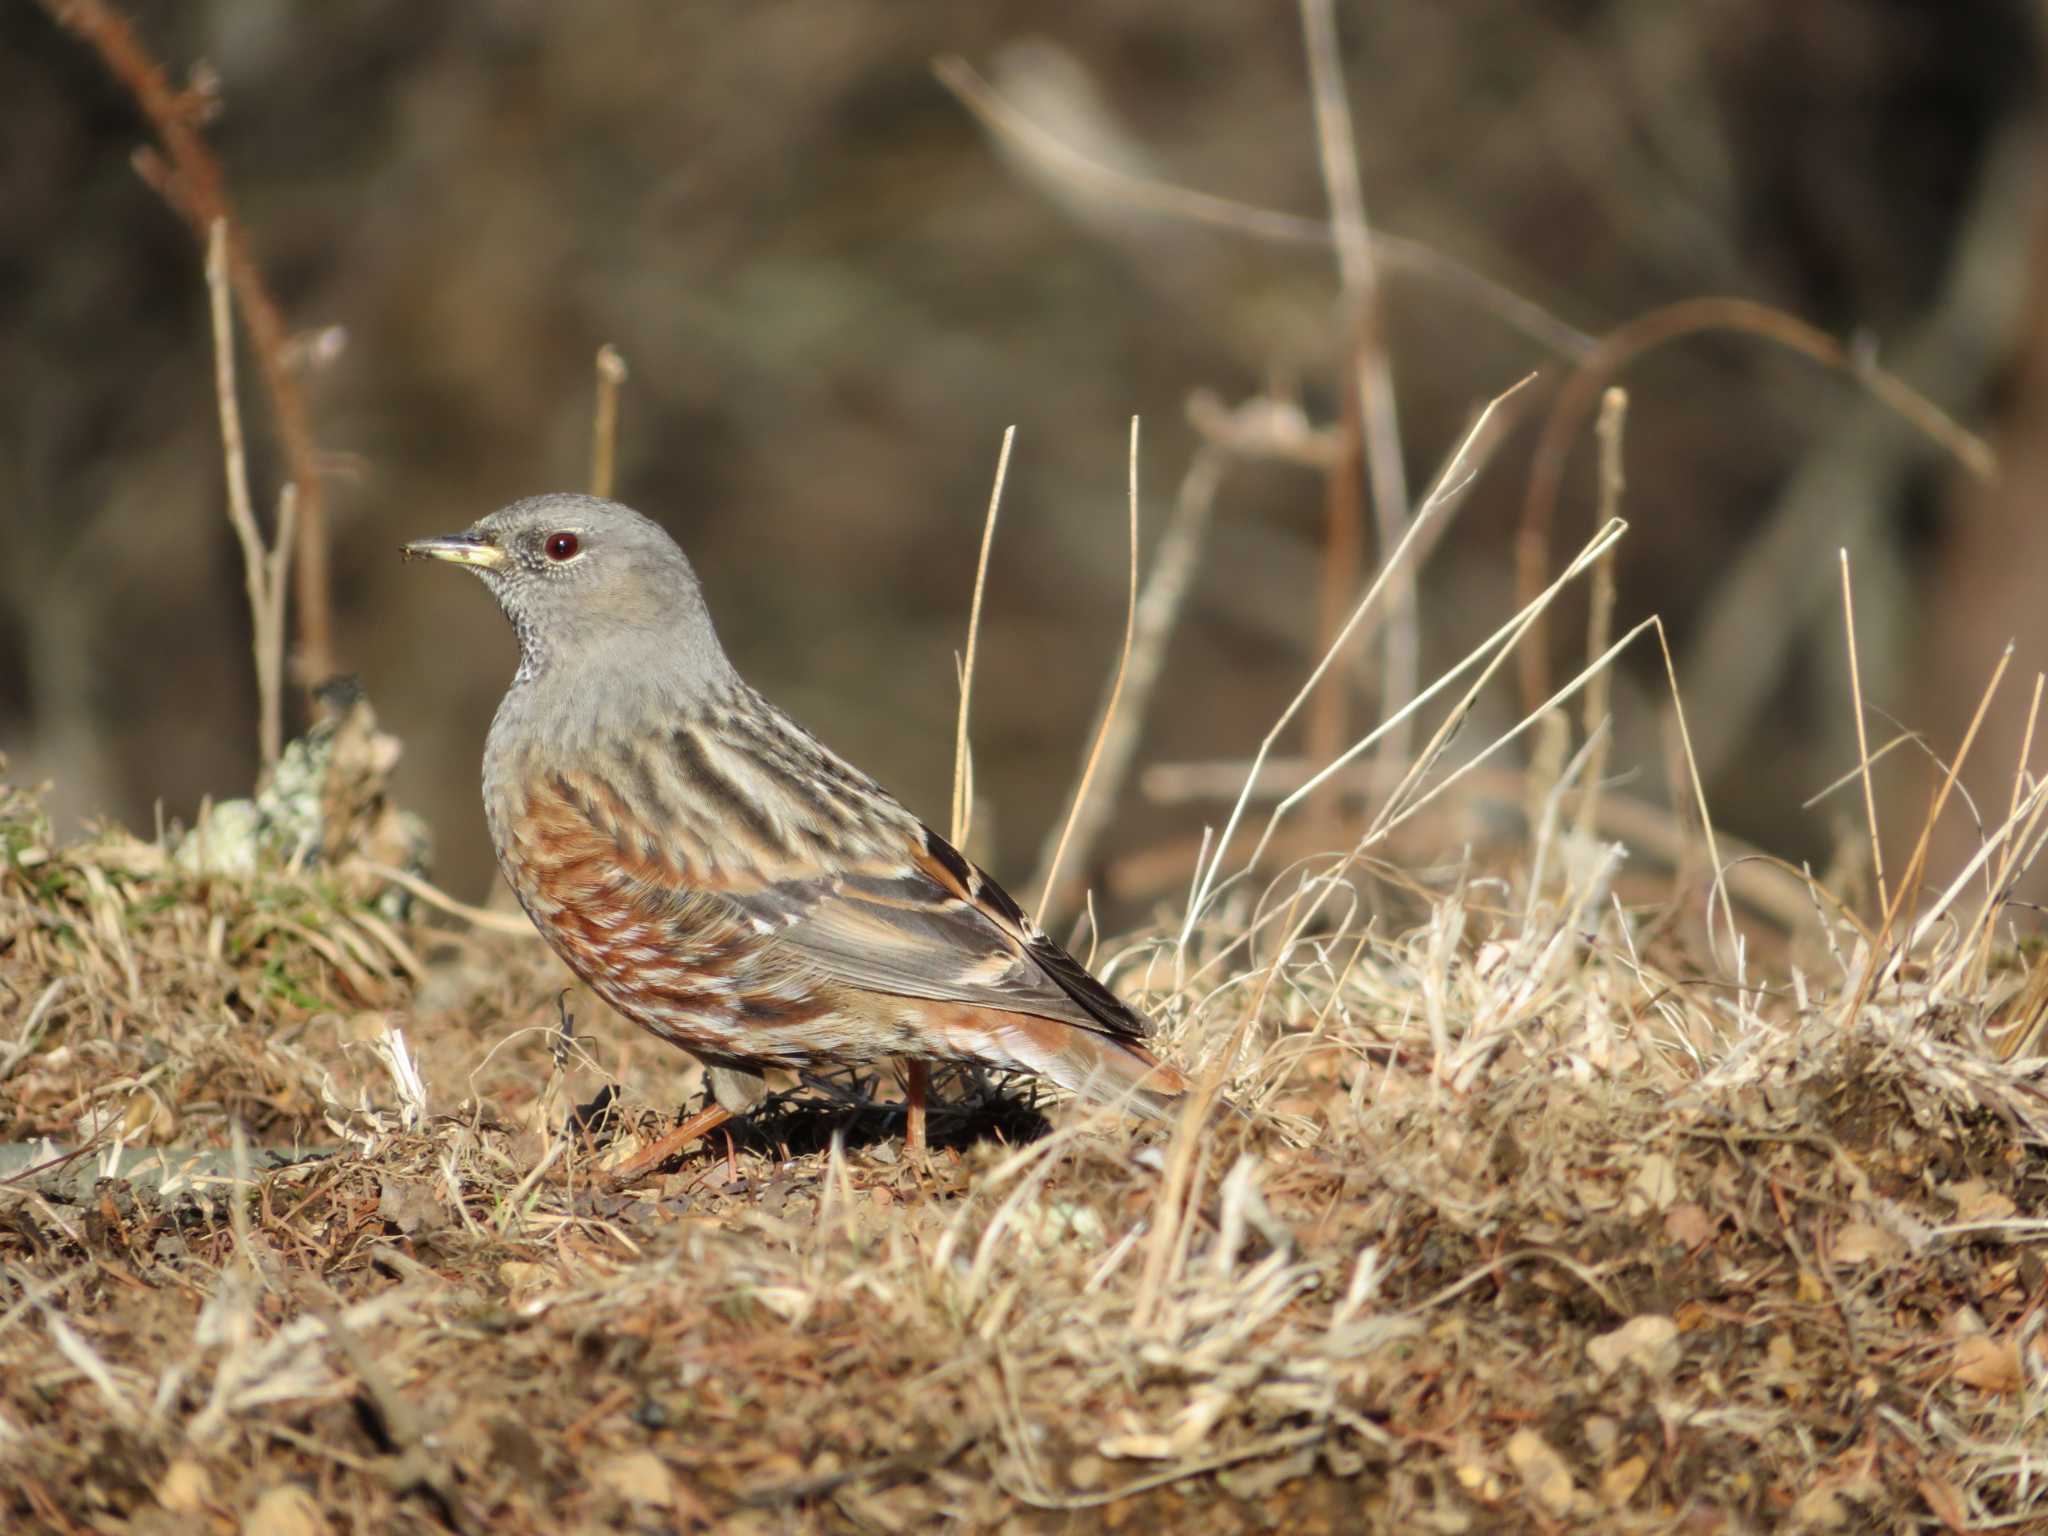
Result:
[16, 11, 2041, 1531]
[3, 726, 2047, 1534]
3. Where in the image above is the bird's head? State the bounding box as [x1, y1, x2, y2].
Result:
[404, 493, 733, 688]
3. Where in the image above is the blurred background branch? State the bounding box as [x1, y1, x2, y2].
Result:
[4, 1, 2040, 928]
[33, 0, 333, 695]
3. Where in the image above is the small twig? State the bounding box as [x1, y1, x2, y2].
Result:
[1840, 551, 1890, 917]
[953, 427, 1015, 849]
[265, 482, 298, 741]
[1035, 418, 1143, 921]
[1300, 0, 1413, 764]
[590, 344, 628, 499]
[1306, 353, 1365, 782]
[206, 221, 289, 769]
[346, 859, 536, 936]
[1574, 389, 1626, 843]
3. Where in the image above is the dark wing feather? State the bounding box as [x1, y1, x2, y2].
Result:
[724, 822, 1154, 1046]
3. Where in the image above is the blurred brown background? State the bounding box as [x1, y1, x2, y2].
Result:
[4, 2, 2045, 923]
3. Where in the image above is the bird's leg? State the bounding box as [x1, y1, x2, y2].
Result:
[904, 1059, 931, 1158]
[604, 1102, 734, 1191]
[551, 991, 578, 1069]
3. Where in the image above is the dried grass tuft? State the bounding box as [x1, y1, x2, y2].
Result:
[3, 694, 2047, 1531]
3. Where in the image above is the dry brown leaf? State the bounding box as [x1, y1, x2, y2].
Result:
[120, 1086, 178, 1143]
[1789, 1485, 1852, 1532]
[1505, 1428, 1576, 1518]
[1953, 1334, 2022, 1394]
[157, 1459, 214, 1514]
[1628, 1152, 1679, 1213]
[241, 1485, 326, 1536]
[1917, 1472, 1969, 1530]
[1586, 1314, 1681, 1380]
[1454, 1458, 1503, 1501]
[1600, 1454, 1648, 1508]
[1945, 1305, 1989, 1338]
[1662, 1202, 1714, 1247]
[1831, 1221, 1904, 1265]
[498, 1260, 551, 1294]
[598, 1450, 676, 1507]
[1941, 1178, 2017, 1224]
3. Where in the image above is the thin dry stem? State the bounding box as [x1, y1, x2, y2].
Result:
[349, 861, 535, 937]
[268, 484, 299, 659]
[1860, 644, 2012, 1001]
[1035, 418, 1142, 923]
[1187, 379, 1537, 919]
[1138, 878, 1302, 1335]
[1363, 532, 1634, 847]
[1802, 732, 1918, 810]
[590, 344, 629, 500]
[206, 220, 289, 770]
[1912, 773, 2048, 964]
[1966, 673, 2048, 990]
[1649, 618, 1741, 966]
[1299, 0, 1414, 765]
[1840, 550, 1891, 915]
[1306, 358, 1365, 781]
[1574, 388, 1626, 842]
[2007, 674, 2042, 827]
[1180, 519, 1632, 999]
[952, 427, 1015, 849]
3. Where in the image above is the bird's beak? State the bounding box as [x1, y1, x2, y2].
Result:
[401, 532, 506, 571]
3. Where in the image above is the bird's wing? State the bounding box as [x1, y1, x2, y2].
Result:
[519, 720, 1154, 1046]
[731, 821, 1155, 1046]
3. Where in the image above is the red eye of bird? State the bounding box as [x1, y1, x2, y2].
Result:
[544, 531, 580, 562]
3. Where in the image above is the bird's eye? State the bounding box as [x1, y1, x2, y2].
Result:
[544, 531, 580, 562]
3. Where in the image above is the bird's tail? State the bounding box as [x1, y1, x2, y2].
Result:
[967, 1009, 1193, 1121]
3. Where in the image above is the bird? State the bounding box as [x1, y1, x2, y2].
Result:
[404, 493, 1191, 1181]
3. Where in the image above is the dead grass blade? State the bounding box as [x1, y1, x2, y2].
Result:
[1180, 375, 1532, 945]
[1035, 418, 1143, 923]
[953, 427, 1015, 850]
